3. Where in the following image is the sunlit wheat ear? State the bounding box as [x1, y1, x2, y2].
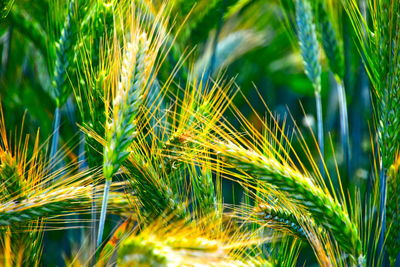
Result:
[0, 152, 23, 202]
[295, 0, 324, 168]
[113, 218, 269, 267]
[209, 140, 362, 261]
[387, 156, 400, 265]
[98, 33, 153, 247]
[0, 182, 133, 227]
[0, 185, 92, 227]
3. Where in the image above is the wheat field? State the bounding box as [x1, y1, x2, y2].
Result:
[0, 0, 399, 266]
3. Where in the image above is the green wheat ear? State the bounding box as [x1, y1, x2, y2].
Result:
[103, 36, 150, 180]
[52, 0, 77, 108]
[317, 3, 344, 80]
[0, 184, 133, 227]
[49, 0, 79, 167]
[98, 34, 151, 247]
[294, 0, 324, 172]
[213, 140, 362, 261]
[295, 0, 321, 92]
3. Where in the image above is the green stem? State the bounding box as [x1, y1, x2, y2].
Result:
[50, 107, 61, 169]
[97, 179, 111, 248]
[336, 79, 350, 178]
[315, 91, 324, 178]
[378, 164, 387, 263]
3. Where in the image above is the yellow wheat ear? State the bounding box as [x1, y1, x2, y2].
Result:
[95, 214, 271, 267]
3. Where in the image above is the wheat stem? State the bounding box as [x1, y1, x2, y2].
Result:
[49, 107, 61, 171]
[386, 157, 400, 266]
[97, 179, 110, 248]
[336, 79, 350, 177]
[315, 91, 324, 177]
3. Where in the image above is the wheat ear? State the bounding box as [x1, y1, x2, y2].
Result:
[295, 0, 324, 175]
[317, 4, 349, 177]
[50, 0, 77, 169]
[117, 229, 266, 267]
[0, 152, 23, 202]
[0, 186, 91, 226]
[0, 184, 133, 227]
[98, 35, 150, 247]
[214, 140, 362, 261]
